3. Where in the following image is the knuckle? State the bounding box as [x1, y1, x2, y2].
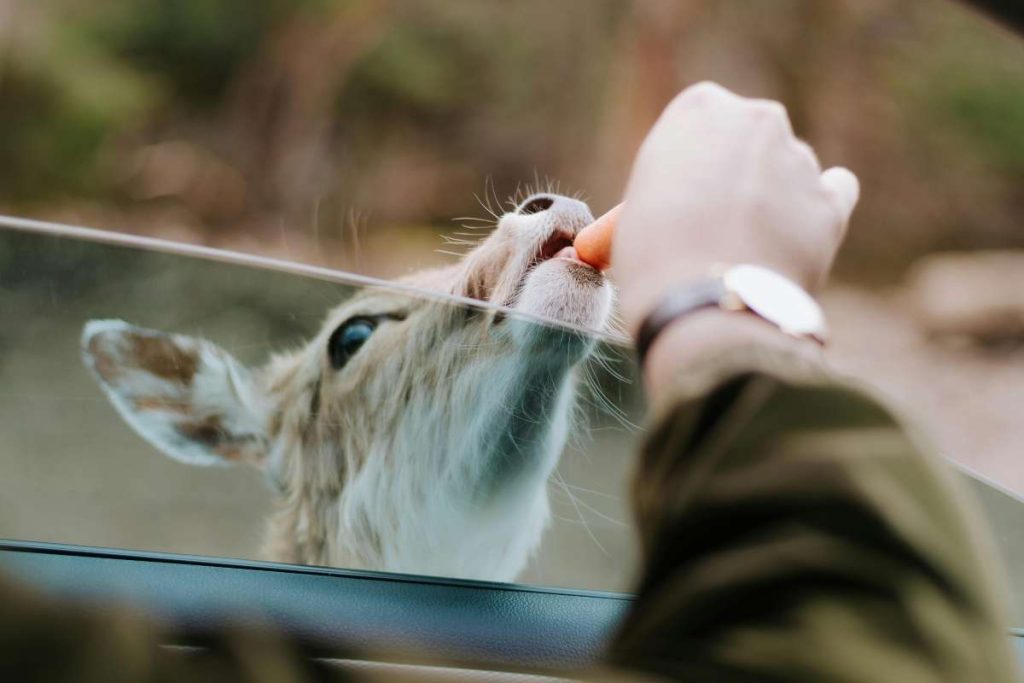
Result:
[677, 81, 728, 106]
[794, 140, 821, 169]
[751, 100, 789, 124]
[634, 133, 662, 164]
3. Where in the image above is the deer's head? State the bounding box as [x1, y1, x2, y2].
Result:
[82, 193, 613, 580]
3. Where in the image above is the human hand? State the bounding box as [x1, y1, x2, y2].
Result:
[612, 82, 860, 336]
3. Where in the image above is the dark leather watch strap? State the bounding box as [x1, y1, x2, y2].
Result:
[635, 277, 728, 364]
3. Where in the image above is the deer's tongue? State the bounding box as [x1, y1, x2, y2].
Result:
[552, 244, 581, 262]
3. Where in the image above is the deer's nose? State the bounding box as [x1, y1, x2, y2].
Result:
[517, 193, 592, 219]
[515, 193, 595, 235]
[517, 194, 556, 215]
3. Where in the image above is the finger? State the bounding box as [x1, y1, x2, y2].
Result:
[820, 166, 860, 229]
[795, 140, 821, 172]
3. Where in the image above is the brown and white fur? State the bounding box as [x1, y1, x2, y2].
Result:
[81, 193, 613, 581]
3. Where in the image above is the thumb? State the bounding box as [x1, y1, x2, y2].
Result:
[820, 166, 860, 234]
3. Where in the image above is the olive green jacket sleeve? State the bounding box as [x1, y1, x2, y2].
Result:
[606, 346, 1019, 682]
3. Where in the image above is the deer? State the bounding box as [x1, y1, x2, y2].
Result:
[81, 192, 615, 582]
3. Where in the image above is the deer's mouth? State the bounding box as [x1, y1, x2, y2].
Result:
[456, 192, 607, 315]
[530, 231, 578, 269]
[498, 228, 602, 311]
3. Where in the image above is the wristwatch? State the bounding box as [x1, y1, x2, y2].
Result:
[635, 264, 828, 362]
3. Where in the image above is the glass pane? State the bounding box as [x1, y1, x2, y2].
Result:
[0, 220, 641, 592]
[2, 219, 1023, 624]
[968, 478, 1024, 625]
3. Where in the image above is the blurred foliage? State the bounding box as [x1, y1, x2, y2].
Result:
[0, 0, 1021, 282]
[926, 48, 1024, 175]
[0, 16, 155, 199]
[87, 0, 318, 108]
[344, 23, 470, 115]
[944, 78, 1024, 175]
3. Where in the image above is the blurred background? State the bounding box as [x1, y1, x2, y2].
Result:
[0, 0, 1023, 573]
[2, 0, 1021, 277]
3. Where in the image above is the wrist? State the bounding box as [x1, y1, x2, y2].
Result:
[620, 259, 729, 334]
[620, 258, 818, 337]
[643, 308, 819, 406]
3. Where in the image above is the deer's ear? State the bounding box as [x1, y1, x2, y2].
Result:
[81, 320, 268, 467]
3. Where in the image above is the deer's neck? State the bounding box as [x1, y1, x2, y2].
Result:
[265, 329, 586, 582]
[466, 354, 575, 503]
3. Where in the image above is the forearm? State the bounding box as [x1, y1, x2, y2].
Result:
[609, 329, 1017, 682]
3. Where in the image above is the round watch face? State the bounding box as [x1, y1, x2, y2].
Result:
[723, 264, 828, 342]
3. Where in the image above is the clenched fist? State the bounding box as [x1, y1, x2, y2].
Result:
[613, 82, 860, 336]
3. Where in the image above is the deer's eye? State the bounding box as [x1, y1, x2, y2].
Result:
[328, 318, 377, 369]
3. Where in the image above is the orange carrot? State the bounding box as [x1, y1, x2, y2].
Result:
[574, 203, 621, 271]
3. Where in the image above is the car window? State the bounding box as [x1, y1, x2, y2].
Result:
[0, 220, 641, 593]
[2, 218, 1024, 628]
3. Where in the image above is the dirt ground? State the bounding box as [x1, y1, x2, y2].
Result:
[824, 286, 1024, 494]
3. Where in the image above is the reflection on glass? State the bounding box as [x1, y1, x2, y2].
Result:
[0, 215, 641, 591]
